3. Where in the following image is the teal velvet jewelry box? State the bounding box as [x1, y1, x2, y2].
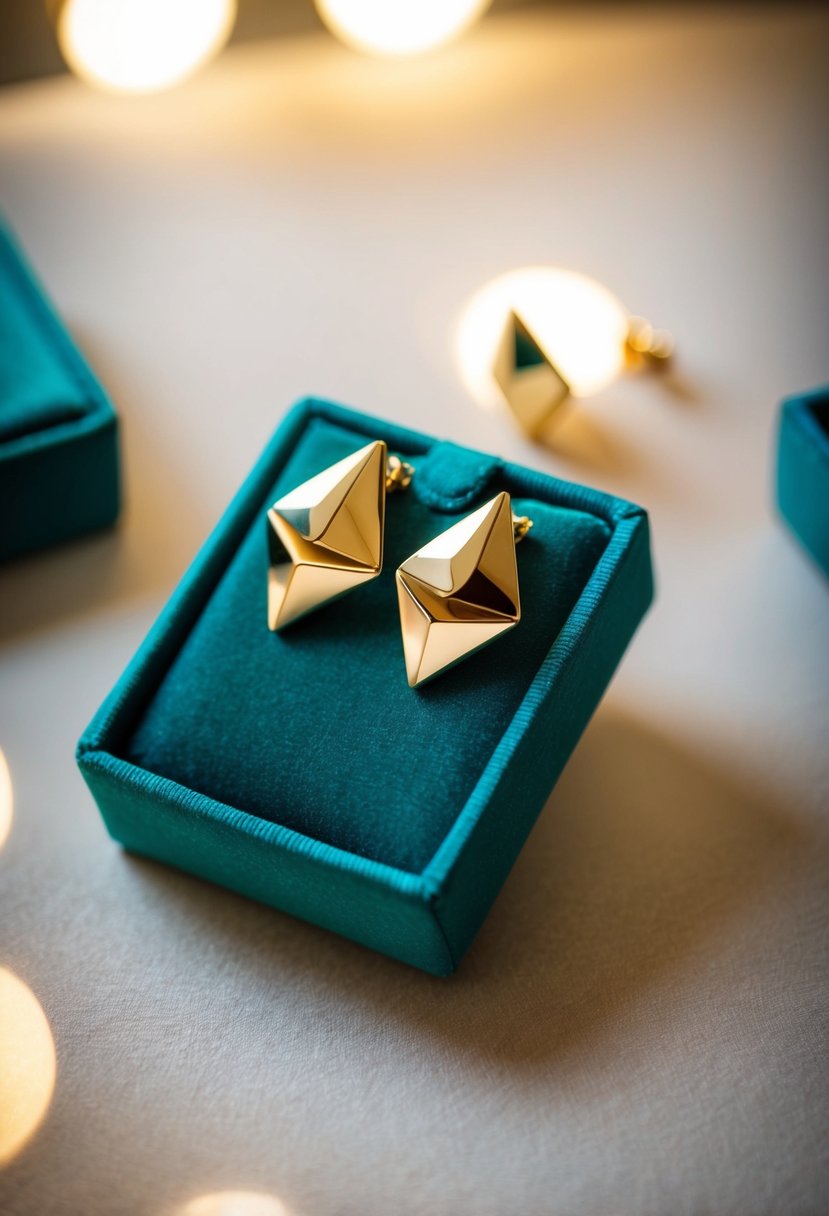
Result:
[77, 399, 653, 975]
[777, 386, 829, 578]
[0, 221, 120, 562]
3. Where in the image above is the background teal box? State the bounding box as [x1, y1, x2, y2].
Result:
[0, 221, 120, 562]
[777, 386, 829, 578]
[77, 399, 653, 975]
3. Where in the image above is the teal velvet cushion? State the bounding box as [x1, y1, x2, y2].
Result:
[125, 417, 610, 872]
[777, 387, 829, 578]
[78, 399, 653, 974]
[0, 220, 120, 562]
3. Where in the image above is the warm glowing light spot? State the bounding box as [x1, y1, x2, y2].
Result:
[315, 0, 491, 57]
[456, 266, 630, 410]
[0, 969, 56, 1166]
[179, 1194, 290, 1216]
[0, 748, 12, 850]
[57, 0, 237, 94]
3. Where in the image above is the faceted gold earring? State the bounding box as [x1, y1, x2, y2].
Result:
[493, 311, 570, 438]
[396, 491, 532, 688]
[493, 306, 674, 440]
[267, 441, 413, 631]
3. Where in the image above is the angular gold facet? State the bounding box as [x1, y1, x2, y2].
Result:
[493, 310, 570, 438]
[267, 441, 386, 630]
[396, 492, 521, 688]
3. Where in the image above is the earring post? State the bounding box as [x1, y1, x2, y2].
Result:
[385, 455, 415, 493]
[512, 514, 533, 543]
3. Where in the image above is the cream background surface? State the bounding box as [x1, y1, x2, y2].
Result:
[1, 7, 827, 1215]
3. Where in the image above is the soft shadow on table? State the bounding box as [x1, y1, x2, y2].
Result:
[539, 407, 651, 481]
[124, 704, 803, 1071]
[537, 367, 708, 481]
[0, 334, 209, 648]
[656, 366, 705, 408]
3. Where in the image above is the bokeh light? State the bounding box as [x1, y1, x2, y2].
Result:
[315, 0, 491, 57]
[57, 0, 237, 94]
[179, 1193, 290, 1216]
[456, 266, 630, 411]
[0, 748, 12, 850]
[0, 969, 56, 1165]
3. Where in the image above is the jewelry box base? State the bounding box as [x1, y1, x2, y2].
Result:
[777, 386, 829, 579]
[77, 399, 652, 975]
[0, 222, 120, 564]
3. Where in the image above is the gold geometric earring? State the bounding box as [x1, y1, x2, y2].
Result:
[395, 491, 532, 687]
[493, 306, 674, 440]
[267, 440, 413, 631]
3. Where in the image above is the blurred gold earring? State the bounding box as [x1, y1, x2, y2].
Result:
[494, 307, 674, 439]
[396, 491, 532, 688]
[267, 441, 413, 631]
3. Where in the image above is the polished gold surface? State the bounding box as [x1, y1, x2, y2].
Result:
[493, 309, 570, 438]
[267, 440, 387, 630]
[396, 491, 522, 687]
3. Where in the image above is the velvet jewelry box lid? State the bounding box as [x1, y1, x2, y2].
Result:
[77, 399, 653, 975]
[777, 386, 829, 578]
[0, 221, 120, 562]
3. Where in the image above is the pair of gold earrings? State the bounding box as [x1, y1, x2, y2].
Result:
[266, 441, 532, 687]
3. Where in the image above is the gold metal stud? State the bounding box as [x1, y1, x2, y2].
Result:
[624, 315, 675, 368]
[385, 453, 415, 493]
[267, 440, 395, 631]
[396, 491, 532, 688]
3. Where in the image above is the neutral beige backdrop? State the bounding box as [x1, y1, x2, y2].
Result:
[1, 6, 828, 1215]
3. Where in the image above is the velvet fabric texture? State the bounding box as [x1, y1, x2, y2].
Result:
[78, 399, 653, 974]
[777, 387, 829, 578]
[0, 221, 120, 562]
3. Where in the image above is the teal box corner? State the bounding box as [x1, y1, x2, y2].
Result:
[77, 399, 653, 975]
[0, 221, 120, 562]
[776, 386, 829, 578]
